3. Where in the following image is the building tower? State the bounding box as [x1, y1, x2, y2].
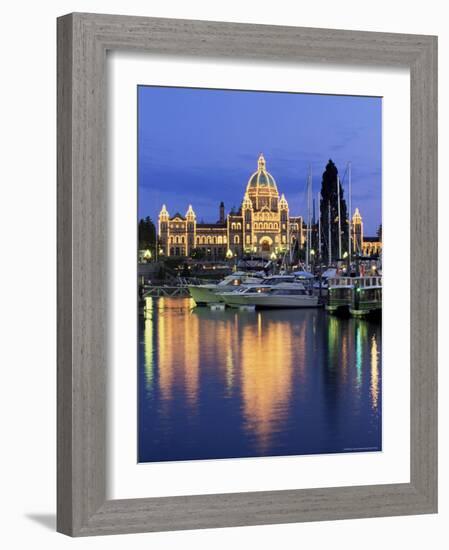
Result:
[279, 193, 289, 251]
[185, 204, 196, 256]
[219, 201, 225, 223]
[241, 192, 254, 252]
[158, 204, 170, 255]
[246, 153, 279, 212]
[352, 207, 364, 255]
[245, 153, 280, 255]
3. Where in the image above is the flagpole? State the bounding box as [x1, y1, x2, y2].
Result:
[318, 192, 321, 260]
[328, 200, 332, 265]
[348, 162, 352, 265]
[306, 167, 311, 270]
[337, 174, 342, 259]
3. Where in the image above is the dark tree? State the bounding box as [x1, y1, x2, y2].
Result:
[377, 224, 383, 241]
[138, 216, 156, 250]
[319, 160, 348, 263]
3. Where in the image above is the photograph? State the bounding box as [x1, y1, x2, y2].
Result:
[137, 85, 382, 463]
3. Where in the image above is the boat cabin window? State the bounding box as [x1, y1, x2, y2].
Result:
[263, 277, 294, 285]
[269, 288, 306, 296]
[242, 287, 270, 294]
[218, 276, 243, 286]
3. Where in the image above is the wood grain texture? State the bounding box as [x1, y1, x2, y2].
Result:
[57, 12, 438, 536]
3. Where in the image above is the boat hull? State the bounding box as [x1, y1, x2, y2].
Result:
[222, 294, 319, 309]
[349, 305, 382, 319]
[188, 285, 223, 305]
[325, 304, 350, 316]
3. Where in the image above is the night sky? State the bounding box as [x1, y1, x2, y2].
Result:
[138, 86, 382, 235]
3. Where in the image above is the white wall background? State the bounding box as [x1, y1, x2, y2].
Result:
[0, 1, 445, 548]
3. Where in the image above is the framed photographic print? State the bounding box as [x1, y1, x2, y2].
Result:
[57, 13, 437, 536]
[136, 86, 383, 464]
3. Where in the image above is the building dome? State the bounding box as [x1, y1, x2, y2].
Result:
[246, 154, 278, 192]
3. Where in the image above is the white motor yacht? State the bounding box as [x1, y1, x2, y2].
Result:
[188, 272, 264, 305]
[221, 282, 320, 309]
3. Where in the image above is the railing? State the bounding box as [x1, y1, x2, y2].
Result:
[141, 277, 216, 298]
[328, 276, 382, 288]
[143, 285, 190, 297]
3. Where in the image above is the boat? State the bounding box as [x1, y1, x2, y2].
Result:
[291, 270, 314, 280]
[326, 276, 382, 317]
[349, 276, 382, 318]
[188, 272, 264, 306]
[220, 282, 320, 309]
[325, 277, 354, 315]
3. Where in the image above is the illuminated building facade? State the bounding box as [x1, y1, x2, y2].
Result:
[351, 207, 382, 257]
[158, 154, 304, 258]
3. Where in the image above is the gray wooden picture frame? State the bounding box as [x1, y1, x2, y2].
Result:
[57, 12, 438, 536]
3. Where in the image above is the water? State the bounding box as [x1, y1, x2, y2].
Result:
[138, 296, 381, 463]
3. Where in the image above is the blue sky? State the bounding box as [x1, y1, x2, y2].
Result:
[138, 86, 381, 235]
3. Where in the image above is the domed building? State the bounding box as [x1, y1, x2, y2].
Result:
[158, 153, 304, 258]
[246, 153, 279, 211]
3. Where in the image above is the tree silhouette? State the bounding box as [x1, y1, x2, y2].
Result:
[319, 160, 348, 263]
[138, 217, 156, 249]
[377, 224, 382, 241]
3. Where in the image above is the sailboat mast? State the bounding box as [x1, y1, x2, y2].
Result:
[348, 161, 352, 265]
[306, 167, 311, 269]
[337, 174, 342, 259]
[328, 200, 332, 265]
[309, 166, 312, 267]
[318, 192, 321, 259]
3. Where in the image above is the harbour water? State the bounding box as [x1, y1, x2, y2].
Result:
[139, 296, 381, 463]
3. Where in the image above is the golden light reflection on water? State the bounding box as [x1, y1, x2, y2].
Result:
[355, 321, 367, 392]
[154, 297, 199, 407]
[218, 319, 238, 396]
[143, 298, 154, 394]
[240, 318, 294, 452]
[143, 298, 300, 449]
[225, 349, 235, 395]
[370, 335, 380, 411]
[141, 297, 381, 457]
